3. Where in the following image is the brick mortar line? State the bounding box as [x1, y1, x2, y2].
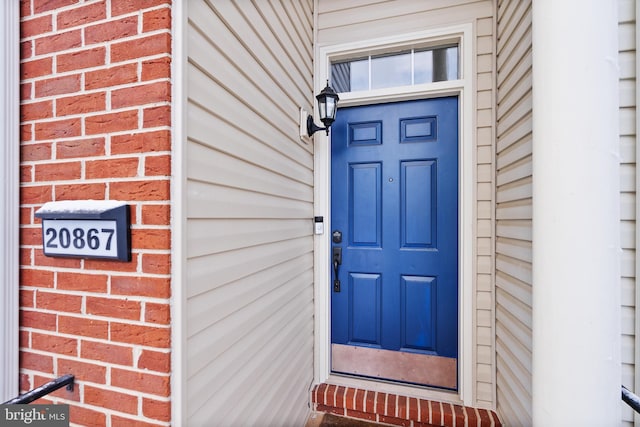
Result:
[25, 290, 171, 299]
[19, 276, 171, 282]
[18, 269, 172, 278]
[21, 51, 171, 68]
[20, 159, 173, 168]
[341, 385, 348, 412]
[20, 287, 172, 300]
[21, 26, 172, 46]
[22, 101, 170, 121]
[21, 2, 171, 20]
[20, 136, 171, 146]
[469, 406, 480, 427]
[19, 175, 171, 184]
[19, 320, 172, 337]
[19, 364, 171, 384]
[18, 355, 171, 377]
[22, 3, 172, 23]
[19, 378, 171, 404]
[20, 73, 172, 93]
[20, 102, 172, 121]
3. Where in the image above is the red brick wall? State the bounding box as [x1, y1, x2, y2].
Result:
[19, 1, 172, 425]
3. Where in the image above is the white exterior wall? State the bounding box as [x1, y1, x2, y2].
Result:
[494, 0, 533, 424]
[620, 0, 637, 425]
[183, 1, 315, 425]
[316, 0, 496, 408]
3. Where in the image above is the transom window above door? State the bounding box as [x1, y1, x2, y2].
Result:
[330, 45, 459, 93]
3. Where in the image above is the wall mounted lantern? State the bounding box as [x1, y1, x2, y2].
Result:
[307, 81, 340, 136]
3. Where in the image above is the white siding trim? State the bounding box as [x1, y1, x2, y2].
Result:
[312, 0, 331, 385]
[635, 1, 640, 424]
[313, 23, 475, 406]
[171, 1, 187, 424]
[0, 1, 20, 403]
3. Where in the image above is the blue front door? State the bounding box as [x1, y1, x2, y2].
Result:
[330, 97, 459, 389]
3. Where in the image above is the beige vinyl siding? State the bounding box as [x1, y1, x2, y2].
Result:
[318, 0, 490, 45]
[494, 0, 532, 425]
[619, 0, 636, 425]
[185, 0, 314, 425]
[317, 0, 496, 408]
[475, 14, 496, 406]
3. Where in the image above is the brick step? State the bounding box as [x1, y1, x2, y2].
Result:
[311, 384, 502, 427]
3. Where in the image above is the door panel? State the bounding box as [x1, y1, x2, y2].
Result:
[350, 273, 381, 345]
[331, 97, 459, 389]
[350, 163, 381, 246]
[402, 275, 436, 351]
[401, 160, 436, 248]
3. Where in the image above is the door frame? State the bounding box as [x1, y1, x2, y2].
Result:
[313, 23, 475, 405]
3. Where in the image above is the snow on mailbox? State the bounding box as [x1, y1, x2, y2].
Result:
[35, 200, 131, 261]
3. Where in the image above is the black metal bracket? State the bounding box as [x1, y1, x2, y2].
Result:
[622, 385, 640, 414]
[307, 115, 328, 136]
[3, 374, 75, 405]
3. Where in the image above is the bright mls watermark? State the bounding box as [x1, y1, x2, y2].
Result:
[0, 405, 69, 427]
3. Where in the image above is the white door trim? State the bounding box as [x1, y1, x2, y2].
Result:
[170, 0, 188, 424]
[636, 3, 640, 424]
[0, 0, 21, 402]
[313, 23, 475, 406]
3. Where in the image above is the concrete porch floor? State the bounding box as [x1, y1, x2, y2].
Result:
[306, 412, 443, 427]
[305, 412, 387, 426]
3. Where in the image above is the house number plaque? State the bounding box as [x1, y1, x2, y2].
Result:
[35, 201, 131, 261]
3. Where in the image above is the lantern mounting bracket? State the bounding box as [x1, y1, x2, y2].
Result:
[307, 115, 329, 136]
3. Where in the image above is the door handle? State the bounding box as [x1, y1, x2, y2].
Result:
[332, 246, 342, 292]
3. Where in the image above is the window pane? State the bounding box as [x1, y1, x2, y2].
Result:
[415, 46, 459, 84]
[331, 58, 368, 92]
[414, 50, 434, 84]
[446, 46, 459, 80]
[371, 51, 411, 89]
[330, 44, 459, 93]
[350, 59, 368, 91]
[331, 62, 351, 93]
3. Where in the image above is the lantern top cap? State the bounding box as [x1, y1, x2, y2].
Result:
[317, 80, 339, 102]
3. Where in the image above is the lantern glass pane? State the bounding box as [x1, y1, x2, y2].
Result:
[325, 97, 336, 119]
[318, 98, 327, 120]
